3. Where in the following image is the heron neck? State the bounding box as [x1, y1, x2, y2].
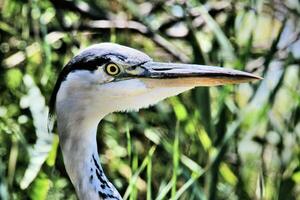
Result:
[56, 111, 122, 200]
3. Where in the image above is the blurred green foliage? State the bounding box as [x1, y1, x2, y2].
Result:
[1, 0, 300, 199]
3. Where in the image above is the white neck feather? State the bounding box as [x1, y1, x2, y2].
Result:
[55, 72, 195, 199]
[56, 109, 122, 200]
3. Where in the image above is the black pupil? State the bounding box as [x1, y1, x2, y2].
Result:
[110, 66, 117, 73]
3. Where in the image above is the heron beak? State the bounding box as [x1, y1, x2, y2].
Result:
[137, 61, 262, 87]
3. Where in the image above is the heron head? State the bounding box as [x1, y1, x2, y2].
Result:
[50, 43, 260, 121]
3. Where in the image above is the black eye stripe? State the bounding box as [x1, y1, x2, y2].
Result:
[49, 57, 110, 117]
[49, 52, 145, 118]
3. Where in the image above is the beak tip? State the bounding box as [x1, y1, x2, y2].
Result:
[239, 70, 262, 81]
[251, 74, 263, 81]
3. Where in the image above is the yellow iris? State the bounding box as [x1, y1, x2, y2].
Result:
[105, 63, 120, 76]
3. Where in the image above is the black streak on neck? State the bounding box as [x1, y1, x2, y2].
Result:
[91, 154, 120, 200]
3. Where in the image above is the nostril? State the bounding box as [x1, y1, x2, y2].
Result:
[152, 68, 172, 71]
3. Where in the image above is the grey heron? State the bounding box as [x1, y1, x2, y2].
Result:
[49, 43, 261, 200]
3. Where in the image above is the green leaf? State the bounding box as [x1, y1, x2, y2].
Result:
[219, 163, 237, 186]
[5, 69, 23, 89]
[29, 175, 51, 200]
[170, 97, 187, 121]
[46, 134, 59, 167]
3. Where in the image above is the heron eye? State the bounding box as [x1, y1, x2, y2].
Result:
[105, 63, 120, 76]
